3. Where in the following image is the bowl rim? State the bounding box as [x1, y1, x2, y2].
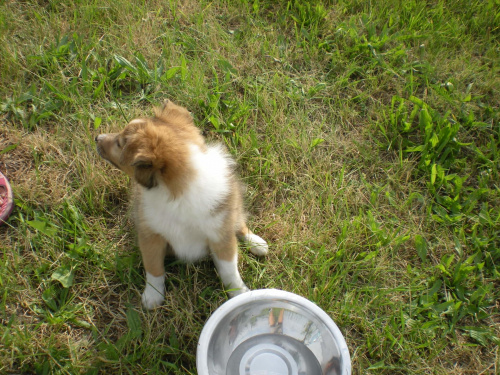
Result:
[196, 288, 351, 375]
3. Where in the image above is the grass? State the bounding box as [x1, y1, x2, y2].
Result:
[0, 0, 499, 373]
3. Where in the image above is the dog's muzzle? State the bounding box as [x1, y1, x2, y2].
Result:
[95, 135, 106, 158]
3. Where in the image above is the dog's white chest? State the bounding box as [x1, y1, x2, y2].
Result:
[140, 144, 232, 262]
[143, 201, 209, 261]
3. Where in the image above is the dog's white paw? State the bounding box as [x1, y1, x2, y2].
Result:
[142, 273, 165, 310]
[246, 234, 269, 256]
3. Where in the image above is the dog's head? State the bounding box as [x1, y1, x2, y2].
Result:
[95, 100, 201, 192]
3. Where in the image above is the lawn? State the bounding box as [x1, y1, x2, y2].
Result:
[0, 0, 499, 374]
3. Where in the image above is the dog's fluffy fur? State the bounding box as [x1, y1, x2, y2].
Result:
[96, 100, 268, 309]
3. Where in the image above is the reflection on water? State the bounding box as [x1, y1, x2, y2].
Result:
[226, 334, 326, 375]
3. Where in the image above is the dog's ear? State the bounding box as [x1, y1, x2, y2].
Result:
[154, 99, 192, 122]
[154, 100, 171, 119]
[131, 156, 158, 189]
[160, 99, 169, 112]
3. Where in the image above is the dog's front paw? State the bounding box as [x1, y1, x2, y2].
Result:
[142, 285, 165, 309]
[142, 272, 165, 310]
[246, 234, 269, 256]
[228, 285, 250, 298]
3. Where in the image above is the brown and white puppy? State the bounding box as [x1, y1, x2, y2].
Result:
[95, 100, 268, 309]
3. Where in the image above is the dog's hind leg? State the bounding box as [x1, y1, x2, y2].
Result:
[236, 222, 269, 257]
[209, 234, 249, 298]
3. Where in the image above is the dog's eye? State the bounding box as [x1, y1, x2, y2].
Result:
[116, 138, 122, 148]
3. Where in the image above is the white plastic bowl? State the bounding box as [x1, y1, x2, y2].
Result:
[197, 289, 351, 375]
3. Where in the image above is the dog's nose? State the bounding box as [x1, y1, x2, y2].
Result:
[94, 135, 98, 142]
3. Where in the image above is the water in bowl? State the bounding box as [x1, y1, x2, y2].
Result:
[226, 333, 323, 375]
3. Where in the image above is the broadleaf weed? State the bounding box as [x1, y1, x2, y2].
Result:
[379, 93, 499, 345]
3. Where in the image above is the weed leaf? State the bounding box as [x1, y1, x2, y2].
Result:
[93, 117, 102, 129]
[0, 144, 18, 155]
[460, 326, 500, 346]
[126, 306, 143, 339]
[367, 361, 385, 370]
[164, 67, 180, 80]
[310, 138, 325, 149]
[27, 220, 57, 237]
[415, 235, 428, 263]
[114, 55, 137, 73]
[42, 287, 58, 311]
[51, 266, 75, 288]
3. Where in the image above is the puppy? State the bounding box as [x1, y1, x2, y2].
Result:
[95, 100, 268, 309]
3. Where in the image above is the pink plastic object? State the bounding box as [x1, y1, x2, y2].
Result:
[0, 171, 14, 225]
